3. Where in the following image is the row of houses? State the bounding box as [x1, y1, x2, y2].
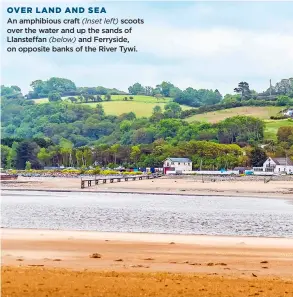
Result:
[163, 157, 293, 175]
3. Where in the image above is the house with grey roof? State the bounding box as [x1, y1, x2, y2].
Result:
[163, 157, 192, 174]
[254, 157, 293, 174]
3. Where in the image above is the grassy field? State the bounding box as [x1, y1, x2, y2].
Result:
[185, 106, 284, 123]
[100, 101, 167, 117]
[33, 95, 191, 117]
[264, 119, 293, 140]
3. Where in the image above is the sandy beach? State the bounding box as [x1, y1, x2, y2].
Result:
[2, 229, 293, 296]
[1, 179, 293, 296]
[2, 175, 293, 198]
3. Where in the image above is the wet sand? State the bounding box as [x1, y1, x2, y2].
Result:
[2, 176, 293, 198]
[3, 266, 293, 297]
[2, 229, 293, 296]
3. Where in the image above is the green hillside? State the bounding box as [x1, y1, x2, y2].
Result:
[185, 106, 283, 123]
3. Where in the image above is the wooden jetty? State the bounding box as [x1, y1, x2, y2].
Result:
[81, 173, 163, 189]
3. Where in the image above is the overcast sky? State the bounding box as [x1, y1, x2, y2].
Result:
[2, 1, 293, 95]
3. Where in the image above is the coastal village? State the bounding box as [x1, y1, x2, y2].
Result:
[2, 155, 293, 180]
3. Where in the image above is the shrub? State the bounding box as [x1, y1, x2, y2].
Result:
[62, 169, 81, 174]
[101, 169, 119, 175]
[25, 161, 32, 170]
[122, 171, 143, 175]
[92, 166, 101, 175]
[270, 115, 288, 120]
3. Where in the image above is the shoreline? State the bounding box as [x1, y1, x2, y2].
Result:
[2, 227, 293, 241]
[2, 175, 293, 199]
[2, 187, 291, 199]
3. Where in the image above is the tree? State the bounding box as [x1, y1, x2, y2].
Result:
[277, 126, 293, 143]
[110, 144, 120, 164]
[276, 95, 291, 106]
[1, 145, 11, 168]
[37, 148, 52, 166]
[132, 128, 154, 144]
[156, 82, 174, 97]
[15, 141, 42, 169]
[48, 92, 61, 102]
[164, 102, 182, 118]
[28, 77, 77, 98]
[250, 147, 267, 167]
[96, 95, 103, 102]
[96, 104, 105, 117]
[25, 161, 32, 170]
[128, 83, 145, 95]
[130, 145, 141, 166]
[153, 105, 162, 115]
[105, 94, 111, 101]
[234, 82, 251, 100]
[6, 142, 18, 169]
[145, 86, 153, 96]
[1, 85, 23, 100]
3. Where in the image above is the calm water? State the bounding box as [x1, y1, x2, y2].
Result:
[1, 191, 293, 238]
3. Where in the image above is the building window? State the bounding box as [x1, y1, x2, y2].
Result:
[171, 162, 174, 165]
[178, 162, 180, 165]
[188, 163, 190, 165]
[167, 163, 169, 166]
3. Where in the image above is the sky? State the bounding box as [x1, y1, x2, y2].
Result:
[1, 1, 293, 95]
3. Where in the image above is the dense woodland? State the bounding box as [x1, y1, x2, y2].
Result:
[1, 77, 293, 170]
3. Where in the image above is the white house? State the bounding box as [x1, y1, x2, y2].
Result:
[253, 157, 293, 175]
[163, 158, 192, 174]
[283, 109, 293, 117]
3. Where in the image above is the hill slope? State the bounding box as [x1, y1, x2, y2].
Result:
[185, 106, 283, 123]
[33, 95, 191, 117]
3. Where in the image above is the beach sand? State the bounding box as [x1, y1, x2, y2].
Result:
[2, 176, 293, 198]
[2, 229, 293, 297]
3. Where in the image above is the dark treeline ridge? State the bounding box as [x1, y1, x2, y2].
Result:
[2, 77, 293, 108]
